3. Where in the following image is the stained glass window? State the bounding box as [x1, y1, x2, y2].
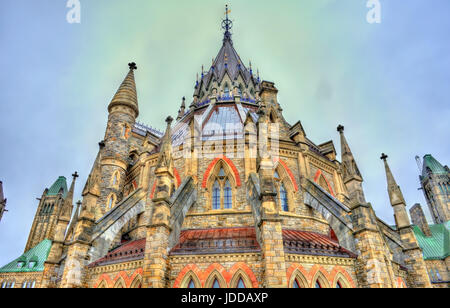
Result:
[219, 168, 226, 177]
[213, 181, 221, 210]
[237, 278, 246, 288]
[188, 279, 195, 288]
[315, 281, 322, 288]
[224, 181, 232, 209]
[274, 171, 280, 179]
[280, 184, 288, 212]
[212, 279, 220, 288]
[293, 280, 300, 288]
[336, 281, 342, 288]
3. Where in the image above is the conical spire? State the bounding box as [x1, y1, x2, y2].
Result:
[156, 116, 174, 172]
[381, 154, 412, 229]
[337, 125, 363, 183]
[177, 97, 186, 121]
[61, 172, 78, 219]
[381, 154, 406, 206]
[337, 125, 366, 205]
[108, 62, 139, 117]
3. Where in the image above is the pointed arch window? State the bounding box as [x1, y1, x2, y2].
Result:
[336, 281, 342, 288]
[188, 279, 196, 289]
[224, 180, 232, 209]
[280, 183, 288, 212]
[212, 279, 220, 288]
[107, 194, 117, 210]
[210, 165, 234, 210]
[293, 279, 300, 288]
[237, 278, 246, 288]
[212, 181, 221, 210]
[274, 169, 290, 212]
[224, 84, 230, 97]
[315, 281, 322, 288]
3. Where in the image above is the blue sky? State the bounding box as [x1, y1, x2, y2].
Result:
[0, 0, 449, 265]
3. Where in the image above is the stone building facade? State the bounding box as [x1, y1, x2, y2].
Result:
[0, 8, 443, 288]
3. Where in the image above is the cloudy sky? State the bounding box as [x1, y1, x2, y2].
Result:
[0, 0, 448, 265]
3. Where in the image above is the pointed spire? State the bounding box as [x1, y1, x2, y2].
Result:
[337, 125, 366, 205]
[61, 172, 78, 219]
[108, 62, 139, 117]
[381, 154, 406, 206]
[156, 116, 174, 172]
[0, 181, 7, 222]
[177, 97, 186, 120]
[223, 4, 233, 43]
[381, 154, 412, 229]
[338, 125, 363, 183]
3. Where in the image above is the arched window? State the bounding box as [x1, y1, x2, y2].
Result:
[212, 279, 220, 288]
[112, 172, 119, 186]
[293, 279, 300, 288]
[315, 280, 322, 288]
[336, 281, 342, 288]
[188, 279, 196, 289]
[107, 194, 116, 210]
[280, 183, 288, 212]
[237, 278, 246, 288]
[22, 281, 27, 288]
[436, 269, 442, 281]
[224, 84, 230, 96]
[212, 181, 221, 210]
[209, 165, 234, 211]
[1, 281, 5, 288]
[224, 181, 232, 209]
[274, 169, 290, 212]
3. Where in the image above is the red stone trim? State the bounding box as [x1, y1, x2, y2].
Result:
[173, 167, 181, 187]
[313, 170, 336, 197]
[202, 155, 242, 188]
[274, 158, 299, 192]
[286, 264, 356, 288]
[94, 268, 143, 288]
[174, 262, 258, 288]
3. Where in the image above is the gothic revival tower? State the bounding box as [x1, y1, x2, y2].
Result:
[0, 181, 6, 222]
[24, 176, 68, 252]
[418, 154, 449, 224]
[97, 62, 139, 219]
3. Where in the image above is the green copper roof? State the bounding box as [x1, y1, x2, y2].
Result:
[0, 239, 52, 273]
[413, 222, 450, 260]
[46, 176, 68, 198]
[422, 154, 447, 177]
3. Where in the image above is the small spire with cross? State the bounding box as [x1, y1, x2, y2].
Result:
[381, 153, 388, 161]
[337, 125, 345, 133]
[128, 62, 137, 70]
[72, 172, 79, 180]
[222, 5, 233, 42]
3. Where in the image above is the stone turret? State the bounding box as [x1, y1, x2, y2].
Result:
[98, 63, 139, 215]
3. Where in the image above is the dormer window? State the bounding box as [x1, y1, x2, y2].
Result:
[17, 261, 25, 268]
[28, 261, 37, 269]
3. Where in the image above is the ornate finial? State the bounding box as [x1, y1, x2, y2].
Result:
[166, 116, 174, 125]
[72, 172, 79, 180]
[128, 62, 137, 70]
[337, 125, 345, 133]
[381, 153, 388, 161]
[222, 5, 233, 42]
[182, 97, 186, 107]
[76, 200, 82, 207]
